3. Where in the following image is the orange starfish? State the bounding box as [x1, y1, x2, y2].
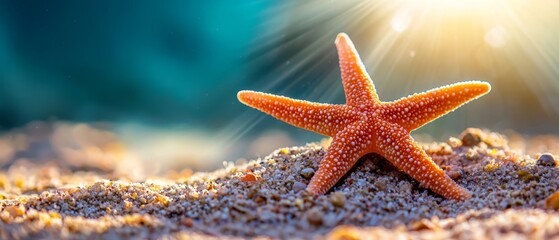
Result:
[238, 33, 490, 200]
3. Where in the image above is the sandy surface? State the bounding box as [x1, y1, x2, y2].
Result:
[1, 128, 559, 239]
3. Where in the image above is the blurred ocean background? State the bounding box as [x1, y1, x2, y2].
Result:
[0, 1, 558, 176]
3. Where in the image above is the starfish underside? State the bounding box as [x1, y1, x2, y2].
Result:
[238, 33, 490, 200]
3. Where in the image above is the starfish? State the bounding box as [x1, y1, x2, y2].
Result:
[238, 33, 490, 200]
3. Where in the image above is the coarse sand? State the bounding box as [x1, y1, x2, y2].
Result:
[1, 128, 559, 239]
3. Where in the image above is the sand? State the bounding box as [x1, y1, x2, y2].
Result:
[1, 128, 559, 239]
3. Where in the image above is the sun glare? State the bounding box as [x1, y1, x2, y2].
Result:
[385, 0, 515, 69]
[388, 0, 514, 42]
[378, 0, 559, 121]
[249, 0, 559, 136]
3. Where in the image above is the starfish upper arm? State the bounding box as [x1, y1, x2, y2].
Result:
[336, 33, 380, 108]
[306, 119, 374, 195]
[381, 81, 491, 131]
[238, 90, 359, 136]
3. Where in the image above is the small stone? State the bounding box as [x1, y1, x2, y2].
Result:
[255, 195, 267, 204]
[499, 200, 510, 209]
[4, 205, 24, 218]
[294, 198, 304, 209]
[300, 168, 315, 180]
[279, 148, 290, 154]
[537, 153, 557, 167]
[461, 130, 482, 147]
[465, 149, 479, 160]
[545, 190, 559, 210]
[447, 137, 462, 148]
[240, 173, 258, 182]
[329, 192, 346, 208]
[306, 208, 324, 226]
[271, 193, 281, 201]
[446, 167, 464, 180]
[181, 217, 194, 227]
[399, 181, 412, 194]
[292, 181, 306, 192]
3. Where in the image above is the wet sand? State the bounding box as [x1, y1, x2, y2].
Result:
[1, 128, 559, 239]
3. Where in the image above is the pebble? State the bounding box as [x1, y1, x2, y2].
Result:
[537, 153, 556, 167]
[545, 190, 559, 210]
[292, 181, 307, 192]
[181, 217, 194, 227]
[400, 182, 412, 193]
[447, 137, 462, 148]
[300, 168, 315, 180]
[460, 128, 484, 146]
[306, 208, 324, 226]
[240, 173, 258, 182]
[446, 168, 464, 180]
[329, 192, 346, 208]
[499, 200, 510, 209]
[462, 133, 481, 146]
[4, 205, 24, 218]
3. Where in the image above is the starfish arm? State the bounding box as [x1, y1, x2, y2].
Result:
[307, 119, 374, 195]
[335, 33, 380, 107]
[238, 90, 359, 136]
[381, 81, 491, 131]
[373, 121, 471, 200]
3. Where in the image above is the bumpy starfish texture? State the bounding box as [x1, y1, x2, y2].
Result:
[238, 33, 490, 200]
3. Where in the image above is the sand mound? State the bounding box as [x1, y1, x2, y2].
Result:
[1, 129, 559, 239]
